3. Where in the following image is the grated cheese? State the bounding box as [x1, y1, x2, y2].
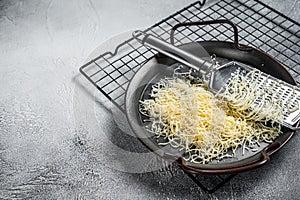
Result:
[140, 68, 282, 163]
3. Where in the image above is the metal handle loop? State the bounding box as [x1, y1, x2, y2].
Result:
[164, 141, 281, 175]
[170, 19, 252, 51]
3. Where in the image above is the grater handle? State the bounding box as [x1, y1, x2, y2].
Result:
[132, 31, 213, 75]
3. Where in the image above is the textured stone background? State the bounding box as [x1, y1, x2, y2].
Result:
[0, 0, 299, 199]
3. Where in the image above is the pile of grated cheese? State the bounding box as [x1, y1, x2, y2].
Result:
[140, 69, 282, 163]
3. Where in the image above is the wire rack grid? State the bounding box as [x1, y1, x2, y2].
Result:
[79, 0, 300, 193]
[80, 0, 300, 113]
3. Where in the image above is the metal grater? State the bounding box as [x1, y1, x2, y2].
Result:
[220, 62, 300, 130]
[133, 31, 300, 130]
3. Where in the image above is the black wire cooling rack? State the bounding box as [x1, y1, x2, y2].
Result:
[79, 0, 300, 193]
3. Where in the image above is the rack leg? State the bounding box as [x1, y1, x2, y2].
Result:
[182, 169, 236, 194]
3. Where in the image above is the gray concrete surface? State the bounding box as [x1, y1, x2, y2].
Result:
[0, 0, 299, 199]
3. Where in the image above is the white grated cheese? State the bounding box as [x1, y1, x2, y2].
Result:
[140, 69, 282, 163]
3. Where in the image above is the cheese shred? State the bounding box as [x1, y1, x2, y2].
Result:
[140, 68, 282, 163]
